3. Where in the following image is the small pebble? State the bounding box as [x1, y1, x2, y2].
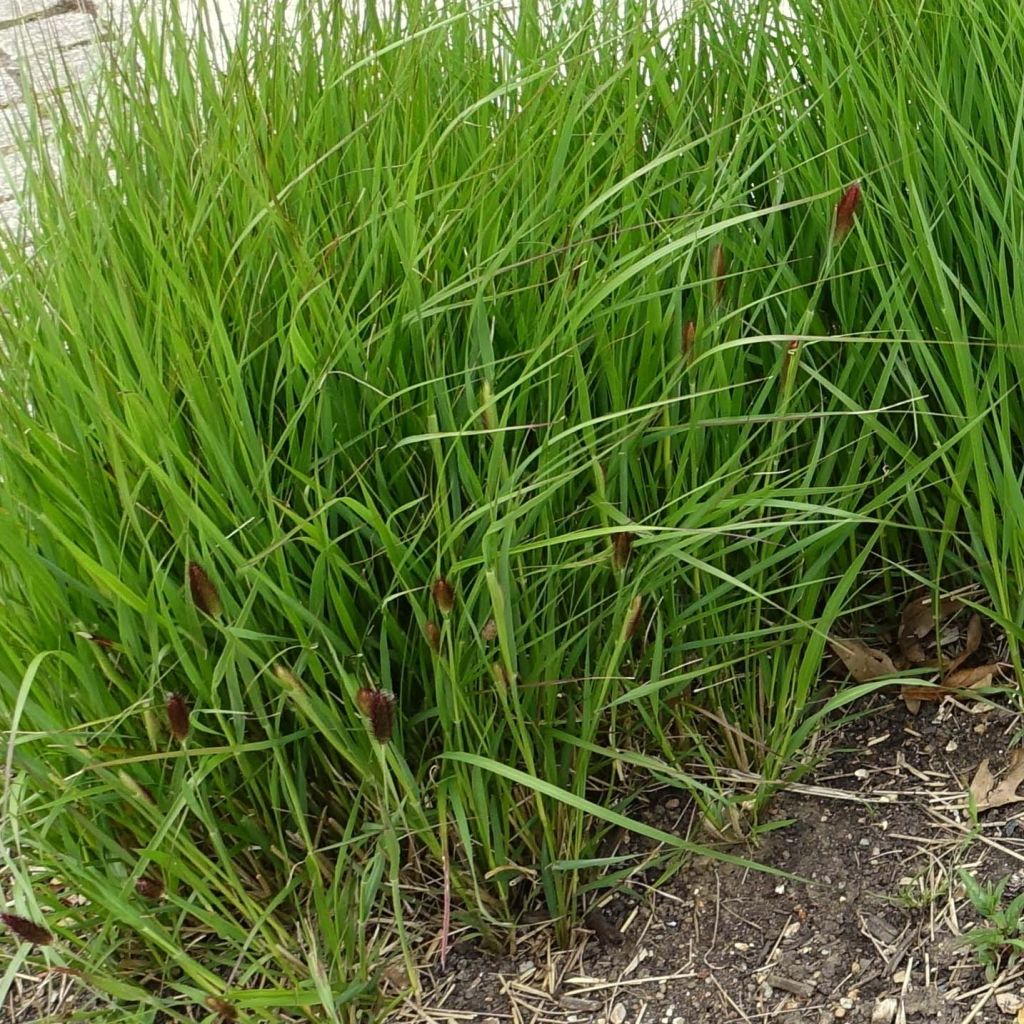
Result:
[609, 1003, 627, 1024]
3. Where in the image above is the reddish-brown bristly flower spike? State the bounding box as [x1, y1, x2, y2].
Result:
[833, 181, 862, 241]
[1, 913, 52, 946]
[711, 244, 727, 304]
[682, 320, 696, 363]
[424, 622, 441, 653]
[432, 577, 455, 616]
[166, 693, 190, 742]
[611, 532, 635, 572]
[188, 562, 222, 618]
[135, 876, 165, 900]
[356, 687, 396, 743]
[204, 996, 238, 1022]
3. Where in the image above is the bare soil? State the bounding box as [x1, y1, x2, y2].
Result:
[403, 695, 1024, 1024]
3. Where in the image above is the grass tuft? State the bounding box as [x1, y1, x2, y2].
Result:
[1, 0, 1023, 1017]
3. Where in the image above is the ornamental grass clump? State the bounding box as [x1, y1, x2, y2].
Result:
[0, 0, 1022, 1016]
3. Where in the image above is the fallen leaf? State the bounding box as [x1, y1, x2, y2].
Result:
[996, 990, 1024, 1014]
[968, 759, 996, 806]
[829, 637, 897, 683]
[900, 665, 999, 704]
[943, 663, 1001, 691]
[902, 693, 923, 715]
[968, 750, 1024, 810]
[900, 594, 963, 639]
[900, 683, 940, 703]
[899, 594, 962, 662]
[900, 639, 928, 665]
[941, 613, 983, 676]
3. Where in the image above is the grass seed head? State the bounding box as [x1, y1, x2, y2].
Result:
[480, 379, 497, 431]
[624, 595, 644, 640]
[492, 661, 510, 692]
[118, 770, 156, 806]
[432, 577, 455, 615]
[611, 531, 635, 572]
[356, 687, 396, 743]
[834, 181, 862, 240]
[424, 621, 441, 652]
[188, 561, 222, 618]
[1, 913, 52, 946]
[682, 320, 696, 363]
[711, 244, 727, 303]
[204, 996, 238, 1021]
[165, 693, 190, 742]
[272, 664, 302, 691]
[135, 876, 165, 900]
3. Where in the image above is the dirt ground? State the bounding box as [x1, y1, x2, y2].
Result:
[403, 695, 1024, 1024]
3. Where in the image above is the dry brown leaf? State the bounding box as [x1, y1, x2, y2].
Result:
[965, 611, 983, 651]
[902, 660, 1000, 704]
[968, 749, 1024, 810]
[828, 637, 897, 682]
[968, 759, 996, 806]
[943, 663, 1001, 690]
[900, 638, 928, 665]
[902, 694, 922, 715]
[900, 594, 963, 640]
[898, 594, 962, 662]
[940, 613, 983, 677]
[900, 683, 939, 702]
